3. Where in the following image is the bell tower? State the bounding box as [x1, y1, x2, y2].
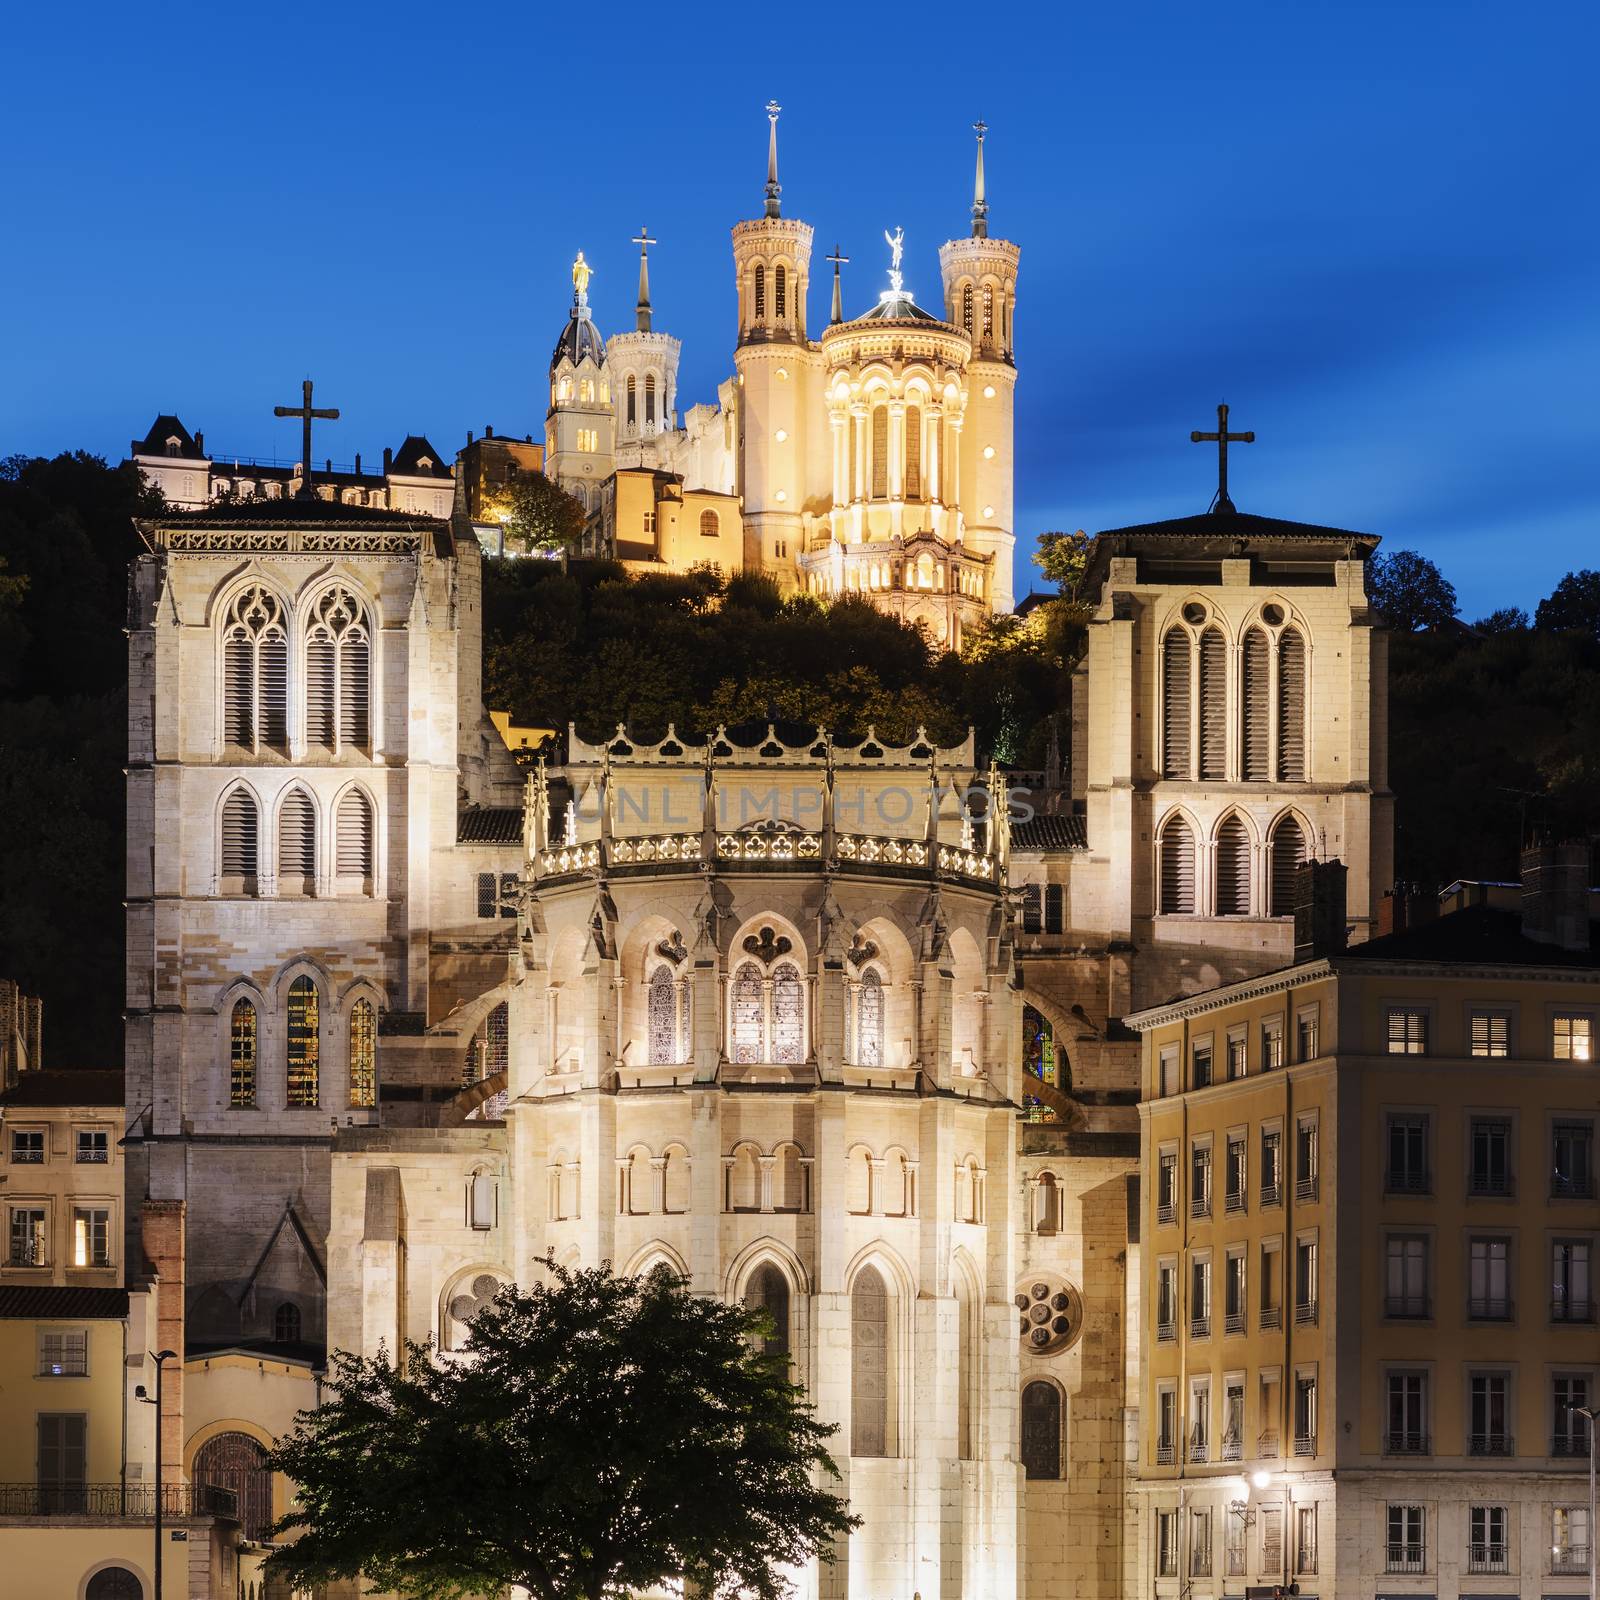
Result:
[545, 252, 615, 511]
[732, 102, 816, 579]
[939, 122, 1020, 611]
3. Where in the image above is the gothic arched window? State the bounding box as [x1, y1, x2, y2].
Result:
[222, 585, 287, 753]
[772, 962, 804, 1063]
[304, 587, 370, 753]
[335, 789, 373, 884]
[1021, 1381, 1062, 1479]
[286, 976, 319, 1106]
[1270, 815, 1308, 918]
[277, 788, 316, 892]
[1198, 626, 1226, 780]
[729, 942, 806, 1064]
[699, 509, 719, 537]
[753, 264, 766, 321]
[851, 968, 885, 1067]
[1277, 628, 1307, 781]
[220, 787, 258, 889]
[1159, 814, 1196, 915]
[745, 1263, 790, 1361]
[774, 264, 787, 320]
[851, 1266, 890, 1457]
[1215, 814, 1252, 917]
[982, 284, 994, 338]
[626, 373, 637, 426]
[645, 373, 656, 427]
[193, 1430, 272, 1541]
[1162, 627, 1191, 778]
[230, 999, 257, 1107]
[349, 998, 376, 1108]
[273, 1301, 302, 1343]
[647, 964, 683, 1065]
[961, 282, 974, 334]
[870, 406, 889, 499]
[1242, 626, 1271, 782]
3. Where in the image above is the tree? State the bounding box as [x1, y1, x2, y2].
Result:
[1535, 569, 1600, 640]
[498, 472, 589, 552]
[267, 1258, 856, 1600]
[1367, 549, 1458, 633]
[1476, 606, 1529, 634]
[1034, 529, 1091, 598]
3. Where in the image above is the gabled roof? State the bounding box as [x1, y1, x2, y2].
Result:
[458, 807, 522, 845]
[0, 1286, 129, 1319]
[1011, 813, 1088, 852]
[132, 414, 204, 459]
[1, 1069, 122, 1108]
[390, 435, 453, 479]
[1340, 902, 1600, 969]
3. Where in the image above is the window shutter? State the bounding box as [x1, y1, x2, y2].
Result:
[1022, 884, 1043, 934]
[224, 633, 254, 745]
[1270, 817, 1306, 916]
[221, 790, 258, 879]
[871, 407, 889, 499]
[475, 872, 496, 918]
[305, 634, 335, 748]
[339, 633, 369, 749]
[1471, 1011, 1508, 1056]
[645, 373, 656, 426]
[1277, 629, 1306, 780]
[1160, 817, 1196, 914]
[1198, 628, 1226, 779]
[1162, 629, 1191, 777]
[774, 265, 787, 320]
[278, 790, 316, 880]
[258, 633, 288, 748]
[904, 405, 922, 499]
[1216, 815, 1251, 916]
[336, 790, 372, 878]
[1242, 628, 1269, 781]
[1044, 883, 1064, 935]
[753, 264, 765, 320]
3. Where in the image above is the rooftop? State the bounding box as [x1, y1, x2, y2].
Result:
[0, 1286, 129, 1320]
[1, 1068, 123, 1108]
[1341, 901, 1600, 970]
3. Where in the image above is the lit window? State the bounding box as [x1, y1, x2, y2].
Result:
[1387, 1008, 1428, 1055]
[1471, 1010, 1510, 1057]
[1554, 1014, 1592, 1061]
[286, 977, 320, 1107]
[38, 1329, 88, 1377]
[72, 1208, 110, 1268]
[349, 999, 377, 1108]
[230, 1000, 257, 1106]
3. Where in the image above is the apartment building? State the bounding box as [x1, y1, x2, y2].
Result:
[1128, 847, 1599, 1600]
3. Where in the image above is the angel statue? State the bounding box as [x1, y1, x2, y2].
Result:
[883, 226, 906, 297]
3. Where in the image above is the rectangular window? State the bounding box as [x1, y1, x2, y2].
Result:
[1043, 883, 1064, 935]
[1471, 1010, 1510, 1057]
[1191, 1256, 1212, 1337]
[475, 871, 497, 919]
[1190, 1507, 1213, 1574]
[1553, 1506, 1591, 1573]
[1222, 1378, 1245, 1459]
[1385, 1234, 1429, 1318]
[1258, 1371, 1281, 1457]
[1296, 1005, 1319, 1062]
[1294, 1235, 1318, 1323]
[1260, 1127, 1283, 1206]
[9, 1206, 46, 1267]
[1469, 1116, 1514, 1196]
[1021, 884, 1042, 934]
[1158, 1045, 1178, 1098]
[38, 1329, 88, 1377]
[10, 1129, 43, 1164]
[1468, 1503, 1508, 1573]
[1386, 1112, 1430, 1193]
[1226, 1028, 1246, 1080]
[1156, 1262, 1177, 1341]
[1385, 1371, 1428, 1453]
[1225, 1135, 1246, 1212]
[1387, 1503, 1425, 1572]
[1295, 1117, 1318, 1201]
[1224, 1248, 1246, 1334]
[1157, 1509, 1178, 1576]
[1259, 1241, 1282, 1329]
[73, 1130, 108, 1164]
[1292, 1371, 1317, 1455]
[1469, 1371, 1511, 1454]
[1261, 1506, 1283, 1572]
[1190, 1142, 1212, 1218]
[1156, 1151, 1178, 1224]
[72, 1208, 110, 1269]
[1387, 1007, 1428, 1054]
[1156, 1385, 1177, 1464]
[1296, 1503, 1318, 1574]
[1262, 1017, 1284, 1071]
[1553, 1119, 1595, 1198]
[1192, 1038, 1213, 1090]
[1189, 1379, 1211, 1462]
[1554, 1013, 1593, 1061]
[1552, 1238, 1594, 1323]
[36, 1414, 87, 1514]
[1468, 1236, 1512, 1319]
[1553, 1375, 1592, 1457]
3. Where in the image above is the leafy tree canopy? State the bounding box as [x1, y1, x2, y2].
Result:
[498, 472, 589, 552]
[1368, 548, 1459, 633]
[1033, 529, 1092, 598]
[267, 1258, 856, 1600]
[1534, 569, 1600, 641]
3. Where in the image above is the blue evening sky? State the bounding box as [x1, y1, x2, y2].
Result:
[3, 0, 1594, 618]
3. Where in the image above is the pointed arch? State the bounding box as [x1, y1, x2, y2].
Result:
[745, 1261, 791, 1360]
[284, 974, 320, 1107]
[439, 1265, 510, 1352]
[620, 1240, 690, 1280]
[753, 263, 766, 321]
[1269, 811, 1310, 917]
[952, 1248, 983, 1460]
[334, 785, 374, 886]
[774, 264, 787, 321]
[276, 786, 317, 892]
[850, 1263, 890, 1456]
[1277, 626, 1307, 780]
[1021, 1378, 1064, 1479]
[348, 997, 377, 1107]
[1198, 625, 1227, 780]
[219, 582, 288, 753]
[626, 373, 637, 428]
[1161, 627, 1191, 777]
[1158, 810, 1197, 915]
[303, 585, 371, 753]
[1214, 811, 1253, 917]
[218, 782, 261, 891]
[229, 997, 258, 1107]
[1241, 626, 1271, 782]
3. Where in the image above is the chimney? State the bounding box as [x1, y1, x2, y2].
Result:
[194, 430, 204, 455]
[467, 430, 474, 446]
[485, 424, 494, 438]
[383, 446, 393, 474]
[1294, 859, 1348, 963]
[1521, 839, 1590, 951]
[354, 452, 362, 476]
[140, 1199, 187, 1483]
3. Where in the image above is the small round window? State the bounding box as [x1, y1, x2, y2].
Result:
[1261, 602, 1285, 626]
[1013, 1276, 1085, 1354]
[1182, 602, 1208, 626]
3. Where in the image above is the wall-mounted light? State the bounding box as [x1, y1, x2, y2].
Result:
[983, 384, 996, 399]
[775, 490, 788, 503]
[775, 429, 788, 443]
[983, 445, 996, 460]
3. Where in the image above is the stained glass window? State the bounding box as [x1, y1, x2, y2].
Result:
[648, 966, 679, 1064]
[732, 962, 764, 1063]
[772, 962, 804, 1064]
[1022, 1381, 1061, 1478]
[855, 969, 884, 1067]
[745, 1264, 790, 1360]
[230, 999, 256, 1107]
[286, 977, 319, 1106]
[851, 1266, 889, 1456]
[349, 999, 376, 1107]
[1022, 1003, 1064, 1122]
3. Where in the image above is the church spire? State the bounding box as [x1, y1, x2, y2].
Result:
[764, 100, 782, 218]
[827, 245, 848, 325]
[632, 226, 657, 333]
[971, 120, 989, 238]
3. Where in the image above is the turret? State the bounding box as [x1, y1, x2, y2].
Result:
[545, 252, 615, 509]
[608, 228, 682, 462]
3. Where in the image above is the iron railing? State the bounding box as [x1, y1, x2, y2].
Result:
[1468, 1430, 1514, 1456]
[1551, 1547, 1591, 1576]
[1257, 1430, 1280, 1458]
[1387, 1543, 1427, 1573]
[1385, 1293, 1430, 1319]
[1468, 1171, 1514, 1197]
[1384, 1168, 1431, 1194]
[1468, 1296, 1513, 1321]
[1384, 1430, 1430, 1456]
[1467, 1543, 1509, 1573]
[1552, 1297, 1596, 1324]
[1259, 1305, 1282, 1330]
[1292, 1432, 1317, 1458]
[0, 1482, 237, 1519]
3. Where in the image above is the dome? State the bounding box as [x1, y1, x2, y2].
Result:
[550, 306, 606, 375]
[854, 290, 945, 326]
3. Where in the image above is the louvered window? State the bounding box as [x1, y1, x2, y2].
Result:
[962, 283, 974, 334]
[340, 636, 369, 747]
[982, 285, 994, 337]
[904, 404, 922, 499]
[753, 264, 766, 320]
[335, 789, 373, 881]
[1216, 815, 1251, 916]
[220, 788, 258, 883]
[221, 585, 288, 753]
[1242, 628, 1270, 782]
[1270, 817, 1307, 916]
[1160, 816, 1196, 915]
[305, 636, 335, 748]
[774, 265, 787, 320]
[626, 374, 637, 425]
[230, 1000, 257, 1107]
[1277, 629, 1306, 780]
[1162, 629, 1192, 777]
[871, 407, 889, 499]
[348, 999, 376, 1107]
[1199, 627, 1227, 780]
[305, 588, 370, 753]
[286, 976, 319, 1106]
[645, 373, 657, 426]
[278, 789, 316, 886]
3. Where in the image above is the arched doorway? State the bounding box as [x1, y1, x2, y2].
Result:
[85, 1569, 143, 1600]
[193, 1431, 272, 1540]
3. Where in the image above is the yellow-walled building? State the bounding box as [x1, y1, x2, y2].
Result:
[1128, 847, 1598, 1600]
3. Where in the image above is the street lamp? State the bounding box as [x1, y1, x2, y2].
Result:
[1573, 1405, 1598, 1600]
[135, 1350, 179, 1599]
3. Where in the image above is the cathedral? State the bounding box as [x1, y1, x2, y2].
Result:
[119, 112, 1394, 1600]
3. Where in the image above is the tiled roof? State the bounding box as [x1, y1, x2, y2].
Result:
[1092, 506, 1379, 546]
[1011, 813, 1087, 852]
[457, 807, 522, 845]
[0, 1286, 129, 1319]
[1, 1069, 122, 1108]
[389, 435, 453, 479]
[132, 414, 202, 458]
[1341, 902, 1600, 969]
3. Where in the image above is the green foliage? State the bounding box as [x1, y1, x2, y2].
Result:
[499, 472, 589, 552]
[1535, 569, 1600, 640]
[266, 1257, 856, 1600]
[1368, 548, 1458, 632]
[1033, 529, 1091, 597]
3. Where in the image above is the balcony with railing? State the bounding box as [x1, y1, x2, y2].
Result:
[1220, 1433, 1243, 1462]
[1225, 1188, 1246, 1215]
[1468, 1296, 1513, 1321]
[1292, 1431, 1317, 1458]
[1386, 1543, 1427, 1574]
[1261, 1179, 1282, 1207]
[1296, 1174, 1319, 1202]
[1191, 1314, 1211, 1340]
[1552, 1296, 1596, 1324]
[1156, 1319, 1176, 1344]
[1155, 1440, 1177, 1466]
[0, 1483, 237, 1519]
[1552, 1432, 1592, 1458]
[1157, 1199, 1177, 1226]
[1468, 1170, 1514, 1198]
[1384, 1429, 1430, 1456]
[1385, 1292, 1430, 1320]
[1187, 1431, 1209, 1465]
[1551, 1547, 1592, 1577]
[1294, 1297, 1318, 1327]
[1384, 1168, 1431, 1196]
[1551, 1170, 1594, 1200]
[1468, 1543, 1509, 1574]
[1224, 1309, 1245, 1335]
[1468, 1430, 1514, 1457]
[1226, 1542, 1247, 1577]
[1259, 1304, 1282, 1331]
[1257, 1430, 1280, 1458]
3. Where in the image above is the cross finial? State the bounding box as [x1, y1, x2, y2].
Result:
[972, 120, 989, 238]
[764, 101, 782, 218]
[826, 243, 849, 325]
[632, 226, 657, 332]
[1190, 402, 1255, 513]
[273, 378, 340, 501]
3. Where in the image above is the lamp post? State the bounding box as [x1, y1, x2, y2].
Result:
[1574, 1405, 1598, 1600]
[139, 1350, 178, 1600]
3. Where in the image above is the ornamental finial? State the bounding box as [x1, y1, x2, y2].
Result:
[764, 101, 782, 218]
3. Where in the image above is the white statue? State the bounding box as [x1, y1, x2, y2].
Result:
[884, 227, 906, 298]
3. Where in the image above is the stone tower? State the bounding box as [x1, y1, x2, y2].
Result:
[607, 229, 682, 468]
[545, 252, 615, 510]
